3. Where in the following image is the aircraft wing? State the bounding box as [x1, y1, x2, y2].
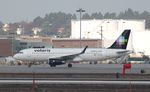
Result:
[117, 50, 133, 54]
[117, 50, 129, 54]
[49, 46, 88, 61]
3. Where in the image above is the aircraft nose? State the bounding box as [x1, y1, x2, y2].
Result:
[13, 54, 19, 59]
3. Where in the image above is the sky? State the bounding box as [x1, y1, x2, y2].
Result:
[0, 0, 150, 23]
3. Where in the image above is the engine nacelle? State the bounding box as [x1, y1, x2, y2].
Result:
[49, 59, 65, 67]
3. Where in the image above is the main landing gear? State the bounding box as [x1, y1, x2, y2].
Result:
[50, 63, 56, 67]
[68, 63, 72, 68]
[49, 59, 73, 68]
[49, 63, 72, 68]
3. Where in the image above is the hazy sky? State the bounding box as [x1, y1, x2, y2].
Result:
[0, 0, 150, 23]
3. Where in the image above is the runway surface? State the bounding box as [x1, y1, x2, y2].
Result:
[0, 80, 150, 85]
[0, 64, 149, 73]
[0, 64, 149, 92]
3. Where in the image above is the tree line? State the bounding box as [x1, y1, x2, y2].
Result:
[0, 8, 150, 37]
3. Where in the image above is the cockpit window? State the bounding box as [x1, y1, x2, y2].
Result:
[19, 51, 23, 54]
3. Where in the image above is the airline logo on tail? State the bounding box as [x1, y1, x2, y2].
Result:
[109, 30, 131, 49]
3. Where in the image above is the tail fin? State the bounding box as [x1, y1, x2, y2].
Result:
[108, 29, 131, 49]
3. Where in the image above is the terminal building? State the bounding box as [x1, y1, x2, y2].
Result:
[0, 36, 53, 56]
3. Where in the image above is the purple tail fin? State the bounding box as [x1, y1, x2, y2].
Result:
[109, 30, 131, 49]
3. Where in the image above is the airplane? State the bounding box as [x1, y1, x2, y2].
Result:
[13, 29, 131, 67]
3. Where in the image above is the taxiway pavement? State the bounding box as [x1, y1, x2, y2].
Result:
[0, 64, 149, 74]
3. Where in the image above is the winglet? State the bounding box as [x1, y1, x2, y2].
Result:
[80, 46, 88, 54]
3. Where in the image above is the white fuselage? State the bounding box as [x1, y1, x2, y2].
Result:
[13, 48, 127, 62]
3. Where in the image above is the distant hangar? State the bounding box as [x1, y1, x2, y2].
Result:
[71, 19, 145, 39]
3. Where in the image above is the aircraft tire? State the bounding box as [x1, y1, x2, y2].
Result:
[68, 63, 72, 68]
[50, 64, 56, 67]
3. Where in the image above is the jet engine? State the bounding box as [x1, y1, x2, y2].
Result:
[48, 59, 65, 67]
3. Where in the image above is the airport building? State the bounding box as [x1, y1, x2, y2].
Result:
[131, 31, 150, 56]
[0, 39, 12, 57]
[0, 36, 102, 56]
[71, 19, 145, 48]
[52, 38, 101, 48]
[71, 19, 145, 38]
[0, 36, 53, 56]
[71, 19, 145, 39]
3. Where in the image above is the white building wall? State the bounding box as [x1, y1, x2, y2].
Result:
[94, 30, 150, 57]
[117, 20, 145, 31]
[71, 19, 145, 39]
[131, 31, 150, 56]
[71, 19, 145, 48]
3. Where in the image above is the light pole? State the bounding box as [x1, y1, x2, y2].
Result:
[76, 8, 85, 48]
[100, 26, 103, 48]
[122, 21, 125, 30]
[8, 31, 15, 56]
[100, 20, 109, 48]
